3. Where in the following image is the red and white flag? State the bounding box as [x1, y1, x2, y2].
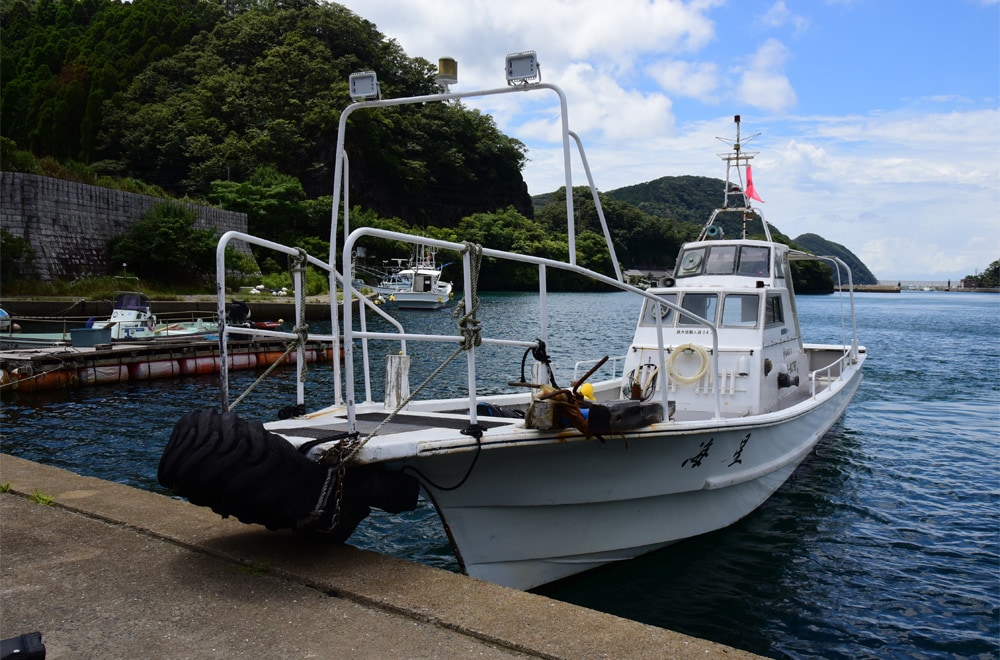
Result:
[745, 165, 764, 203]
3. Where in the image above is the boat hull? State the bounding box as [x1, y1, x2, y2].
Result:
[408, 366, 863, 590]
[391, 290, 451, 309]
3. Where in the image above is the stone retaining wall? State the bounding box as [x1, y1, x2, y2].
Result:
[0, 172, 250, 281]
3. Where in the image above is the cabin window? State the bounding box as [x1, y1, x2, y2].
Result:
[640, 294, 677, 326]
[738, 246, 770, 277]
[677, 245, 770, 278]
[765, 295, 785, 326]
[721, 294, 760, 327]
[705, 245, 737, 274]
[678, 293, 718, 325]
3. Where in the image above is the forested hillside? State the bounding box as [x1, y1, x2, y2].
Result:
[793, 234, 878, 285]
[606, 175, 722, 225]
[602, 175, 876, 287]
[1, 0, 531, 228]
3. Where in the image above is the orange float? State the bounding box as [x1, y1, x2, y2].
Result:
[179, 357, 217, 376]
[129, 360, 182, 380]
[77, 365, 129, 386]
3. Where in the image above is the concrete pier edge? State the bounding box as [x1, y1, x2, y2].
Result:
[1, 454, 760, 659]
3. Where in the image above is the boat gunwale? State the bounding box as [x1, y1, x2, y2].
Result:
[265, 350, 864, 465]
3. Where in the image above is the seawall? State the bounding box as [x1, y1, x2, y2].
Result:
[0, 172, 249, 281]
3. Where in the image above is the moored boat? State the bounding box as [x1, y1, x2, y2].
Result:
[158, 53, 865, 591]
[374, 247, 453, 309]
[91, 290, 218, 340]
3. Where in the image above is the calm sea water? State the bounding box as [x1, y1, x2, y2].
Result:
[2, 291, 998, 659]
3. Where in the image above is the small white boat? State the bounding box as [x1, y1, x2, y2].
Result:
[375, 248, 453, 309]
[159, 54, 865, 591]
[0, 307, 19, 333]
[91, 291, 217, 340]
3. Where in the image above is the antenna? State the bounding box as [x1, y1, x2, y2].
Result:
[716, 114, 760, 212]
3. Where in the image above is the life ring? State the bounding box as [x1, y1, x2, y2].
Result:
[667, 343, 710, 385]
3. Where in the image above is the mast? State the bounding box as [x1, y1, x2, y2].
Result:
[715, 114, 768, 240]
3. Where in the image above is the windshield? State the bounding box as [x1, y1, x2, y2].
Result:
[676, 245, 772, 279]
[115, 293, 149, 311]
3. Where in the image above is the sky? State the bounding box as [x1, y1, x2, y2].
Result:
[332, 0, 1000, 282]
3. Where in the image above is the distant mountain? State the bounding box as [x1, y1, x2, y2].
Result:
[601, 174, 876, 283]
[792, 233, 878, 285]
[604, 175, 721, 225]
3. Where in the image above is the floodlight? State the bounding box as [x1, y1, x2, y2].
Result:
[349, 71, 380, 101]
[505, 51, 540, 85]
[435, 57, 458, 90]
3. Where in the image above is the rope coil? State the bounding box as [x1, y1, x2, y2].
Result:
[454, 242, 483, 350]
[667, 343, 711, 385]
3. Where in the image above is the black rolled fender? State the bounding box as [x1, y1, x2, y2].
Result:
[158, 409, 418, 542]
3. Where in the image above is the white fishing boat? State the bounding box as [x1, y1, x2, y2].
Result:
[159, 53, 865, 591]
[91, 290, 218, 340]
[374, 247, 453, 309]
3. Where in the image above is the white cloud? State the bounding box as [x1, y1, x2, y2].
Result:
[354, 0, 722, 90]
[647, 59, 720, 100]
[761, 1, 811, 34]
[332, 0, 999, 280]
[734, 39, 796, 112]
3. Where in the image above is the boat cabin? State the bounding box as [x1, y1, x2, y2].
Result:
[621, 237, 806, 419]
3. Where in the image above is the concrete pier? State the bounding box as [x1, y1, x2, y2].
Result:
[1, 455, 760, 659]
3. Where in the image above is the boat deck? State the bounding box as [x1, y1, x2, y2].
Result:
[279, 411, 515, 441]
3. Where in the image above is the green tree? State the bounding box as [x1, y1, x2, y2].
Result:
[537, 186, 696, 273]
[1, 0, 225, 161]
[967, 259, 1000, 287]
[209, 166, 307, 239]
[108, 201, 218, 285]
[455, 207, 567, 290]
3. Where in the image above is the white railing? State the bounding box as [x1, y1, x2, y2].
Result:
[340, 228, 723, 434]
[213, 231, 405, 411]
[211, 72, 728, 423]
[573, 354, 627, 383]
[808, 350, 850, 397]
